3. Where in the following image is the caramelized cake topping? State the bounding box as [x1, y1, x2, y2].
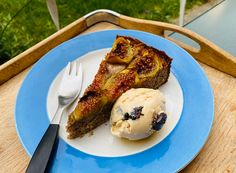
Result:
[66, 35, 172, 139]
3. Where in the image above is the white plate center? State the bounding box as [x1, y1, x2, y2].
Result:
[47, 48, 183, 157]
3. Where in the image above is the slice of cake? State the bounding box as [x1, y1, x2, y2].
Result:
[66, 35, 172, 139]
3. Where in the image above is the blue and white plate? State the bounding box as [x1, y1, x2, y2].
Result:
[15, 30, 214, 173]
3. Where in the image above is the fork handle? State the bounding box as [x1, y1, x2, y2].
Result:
[26, 124, 59, 173]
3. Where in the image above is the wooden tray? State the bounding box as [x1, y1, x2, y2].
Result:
[0, 9, 236, 84]
[0, 10, 235, 172]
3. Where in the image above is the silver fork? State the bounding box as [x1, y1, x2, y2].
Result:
[26, 61, 83, 173]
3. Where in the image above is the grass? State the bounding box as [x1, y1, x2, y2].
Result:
[0, 0, 207, 64]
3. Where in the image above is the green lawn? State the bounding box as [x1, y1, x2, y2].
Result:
[0, 0, 206, 64]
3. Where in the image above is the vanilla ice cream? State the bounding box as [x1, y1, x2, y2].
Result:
[110, 88, 167, 140]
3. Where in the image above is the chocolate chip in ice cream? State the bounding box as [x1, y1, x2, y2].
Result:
[123, 113, 130, 120]
[152, 112, 167, 131]
[122, 106, 144, 120]
[130, 106, 144, 120]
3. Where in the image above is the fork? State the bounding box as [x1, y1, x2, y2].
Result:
[26, 61, 83, 173]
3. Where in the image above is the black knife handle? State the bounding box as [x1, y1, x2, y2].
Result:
[26, 124, 59, 173]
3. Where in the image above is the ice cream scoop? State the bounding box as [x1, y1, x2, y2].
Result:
[110, 88, 167, 140]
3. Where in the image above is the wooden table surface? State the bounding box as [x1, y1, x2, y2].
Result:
[0, 22, 236, 173]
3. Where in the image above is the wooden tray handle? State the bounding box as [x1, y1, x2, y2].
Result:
[84, 10, 236, 77]
[1, 10, 235, 84]
[118, 15, 236, 77]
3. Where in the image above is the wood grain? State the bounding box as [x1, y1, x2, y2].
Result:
[0, 22, 235, 173]
[0, 68, 30, 173]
